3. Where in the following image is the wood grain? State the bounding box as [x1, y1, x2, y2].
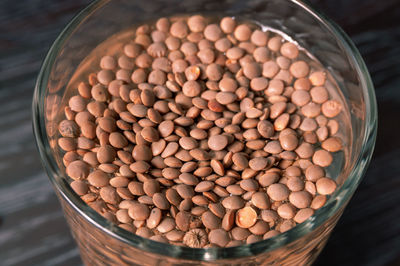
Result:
[0, 0, 399, 265]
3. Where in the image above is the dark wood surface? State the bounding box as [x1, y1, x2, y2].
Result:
[0, 0, 399, 265]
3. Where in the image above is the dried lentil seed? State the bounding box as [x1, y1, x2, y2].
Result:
[236, 206, 257, 228]
[59, 16, 347, 247]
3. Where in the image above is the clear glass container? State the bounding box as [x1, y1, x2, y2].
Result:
[32, 0, 377, 265]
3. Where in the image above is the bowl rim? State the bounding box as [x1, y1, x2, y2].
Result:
[32, 0, 378, 261]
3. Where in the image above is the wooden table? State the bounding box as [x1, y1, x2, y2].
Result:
[0, 0, 399, 265]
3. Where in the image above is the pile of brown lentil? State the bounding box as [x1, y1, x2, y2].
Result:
[58, 15, 344, 248]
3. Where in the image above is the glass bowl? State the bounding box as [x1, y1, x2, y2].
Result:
[32, 0, 377, 265]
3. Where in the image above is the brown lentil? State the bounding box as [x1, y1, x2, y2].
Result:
[235, 206, 257, 228]
[59, 15, 347, 248]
